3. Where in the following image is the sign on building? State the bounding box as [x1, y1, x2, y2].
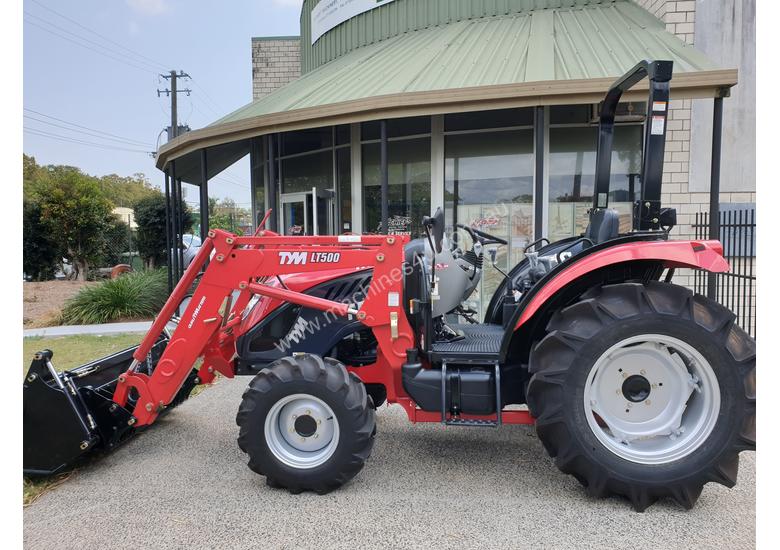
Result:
[311, 0, 397, 44]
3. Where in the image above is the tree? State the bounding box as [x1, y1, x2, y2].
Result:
[32, 167, 114, 280]
[134, 193, 194, 269]
[97, 173, 157, 207]
[23, 200, 62, 281]
[208, 197, 251, 235]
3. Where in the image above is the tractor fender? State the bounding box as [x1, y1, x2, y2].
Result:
[514, 239, 728, 331]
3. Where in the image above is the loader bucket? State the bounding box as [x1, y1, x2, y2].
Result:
[23, 336, 178, 476]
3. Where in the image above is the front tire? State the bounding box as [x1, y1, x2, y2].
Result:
[526, 282, 755, 511]
[236, 354, 375, 494]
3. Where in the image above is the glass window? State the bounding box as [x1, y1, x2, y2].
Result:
[550, 104, 592, 125]
[362, 137, 431, 236]
[336, 147, 352, 232]
[281, 150, 332, 194]
[251, 139, 266, 227]
[444, 108, 534, 132]
[335, 124, 351, 146]
[547, 125, 643, 242]
[361, 117, 431, 141]
[280, 126, 332, 156]
[445, 129, 534, 317]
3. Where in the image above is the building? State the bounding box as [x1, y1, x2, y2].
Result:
[156, 0, 755, 317]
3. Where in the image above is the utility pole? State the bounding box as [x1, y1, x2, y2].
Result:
[157, 70, 191, 140]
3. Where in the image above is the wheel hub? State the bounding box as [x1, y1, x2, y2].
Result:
[584, 335, 720, 464]
[264, 394, 340, 469]
[294, 415, 318, 438]
[622, 375, 651, 403]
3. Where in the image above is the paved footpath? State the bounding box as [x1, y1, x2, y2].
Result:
[24, 321, 153, 338]
[24, 377, 756, 550]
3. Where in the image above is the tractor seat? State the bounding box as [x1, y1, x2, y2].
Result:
[585, 208, 620, 244]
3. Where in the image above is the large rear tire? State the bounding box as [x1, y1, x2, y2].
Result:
[236, 354, 375, 494]
[526, 282, 755, 511]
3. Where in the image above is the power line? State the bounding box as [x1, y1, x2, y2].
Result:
[24, 127, 153, 154]
[27, 0, 170, 71]
[24, 114, 154, 147]
[213, 176, 249, 189]
[24, 18, 158, 75]
[24, 11, 163, 73]
[23, 109, 154, 147]
[189, 78, 225, 115]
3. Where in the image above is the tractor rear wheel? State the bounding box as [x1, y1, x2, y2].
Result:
[236, 354, 375, 494]
[526, 282, 755, 511]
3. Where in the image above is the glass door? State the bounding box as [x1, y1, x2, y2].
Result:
[280, 189, 335, 236]
[281, 193, 308, 236]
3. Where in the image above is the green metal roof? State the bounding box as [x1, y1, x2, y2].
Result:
[216, 0, 716, 126]
[300, 0, 620, 73]
[156, 0, 734, 171]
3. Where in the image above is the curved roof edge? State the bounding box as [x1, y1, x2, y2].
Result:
[156, 69, 736, 171]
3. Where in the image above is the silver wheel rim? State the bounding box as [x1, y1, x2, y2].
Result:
[583, 334, 720, 465]
[264, 393, 340, 469]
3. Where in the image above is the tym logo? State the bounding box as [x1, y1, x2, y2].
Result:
[279, 251, 308, 265]
[278, 251, 341, 265]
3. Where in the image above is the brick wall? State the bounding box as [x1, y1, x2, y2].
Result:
[252, 37, 302, 101]
[634, 0, 756, 331]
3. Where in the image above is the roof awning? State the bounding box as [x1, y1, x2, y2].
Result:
[157, 0, 736, 175]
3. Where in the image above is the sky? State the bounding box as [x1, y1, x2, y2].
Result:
[23, 0, 303, 209]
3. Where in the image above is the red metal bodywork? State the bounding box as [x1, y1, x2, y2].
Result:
[514, 239, 729, 330]
[113, 231, 728, 429]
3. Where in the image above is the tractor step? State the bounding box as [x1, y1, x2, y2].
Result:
[444, 418, 498, 428]
[441, 362, 502, 426]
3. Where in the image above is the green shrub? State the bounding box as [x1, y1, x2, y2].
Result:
[60, 270, 168, 325]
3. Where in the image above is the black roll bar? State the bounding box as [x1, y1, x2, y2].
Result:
[592, 59, 673, 231]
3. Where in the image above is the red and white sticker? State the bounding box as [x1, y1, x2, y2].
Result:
[652, 101, 667, 112]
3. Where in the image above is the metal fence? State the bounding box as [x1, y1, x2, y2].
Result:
[693, 208, 756, 337]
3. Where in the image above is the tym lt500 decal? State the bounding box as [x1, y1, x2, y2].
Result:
[278, 251, 341, 265]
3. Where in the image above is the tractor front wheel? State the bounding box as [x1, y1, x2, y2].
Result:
[236, 354, 375, 494]
[526, 282, 755, 511]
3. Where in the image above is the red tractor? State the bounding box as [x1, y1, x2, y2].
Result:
[24, 61, 754, 511]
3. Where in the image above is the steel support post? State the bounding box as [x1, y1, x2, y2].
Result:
[200, 149, 209, 240]
[707, 96, 724, 300]
[164, 170, 173, 293]
[534, 106, 545, 241]
[380, 120, 388, 234]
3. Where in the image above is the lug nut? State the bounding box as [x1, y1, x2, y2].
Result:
[80, 441, 89, 450]
[145, 403, 153, 412]
[376, 253, 385, 262]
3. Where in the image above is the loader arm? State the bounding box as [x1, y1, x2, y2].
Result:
[114, 230, 414, 426]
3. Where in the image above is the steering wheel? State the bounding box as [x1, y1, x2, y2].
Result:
[456, 223, 508, 246]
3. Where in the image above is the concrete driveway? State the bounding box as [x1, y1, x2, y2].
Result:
[24, 377, 756, 549]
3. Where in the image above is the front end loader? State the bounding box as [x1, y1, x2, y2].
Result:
[23, 60, 755, 511]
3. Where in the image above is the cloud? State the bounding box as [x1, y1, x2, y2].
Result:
[126, 0, 170, 16]
[271, 0, 302, 7]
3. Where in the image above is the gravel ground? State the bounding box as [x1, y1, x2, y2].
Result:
[24, 377, 756, 550]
